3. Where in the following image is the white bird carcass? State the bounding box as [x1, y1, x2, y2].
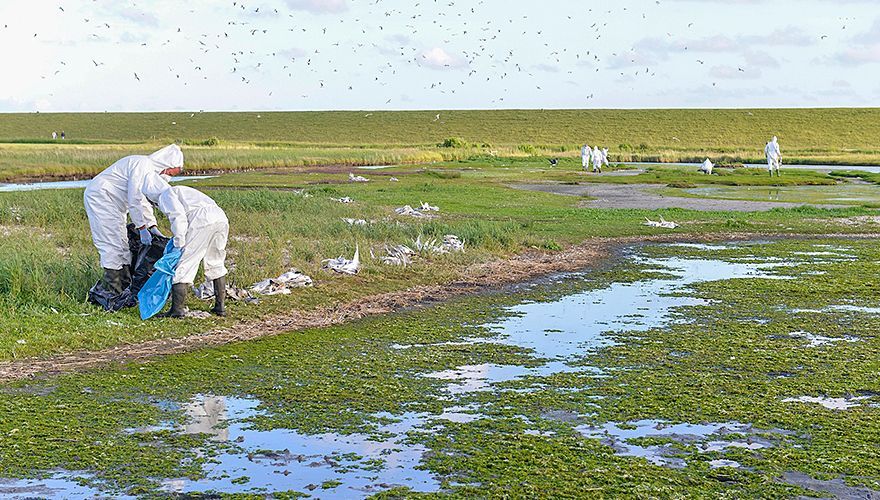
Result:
[413, 234, 465, 254]
[380, 244, 414, 266]
[419, 201, 439, 212]
[322, 245, 360, 275]
[395, 205, 427, 218]
[342, 218, 368, 226]
[331, 196, 354, 204]
[250, 269, 314, 296]
[389, 177, 399, 182]
[642, 216, 679, 229]
[348, 173, 370, 183]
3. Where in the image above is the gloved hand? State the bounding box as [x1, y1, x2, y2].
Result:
[139, 228, 153, 247]
[149, 226, 166, 238]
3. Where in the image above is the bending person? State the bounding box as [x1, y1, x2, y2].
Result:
[143, 174, 229, 318]
[84, 144, 184, 294]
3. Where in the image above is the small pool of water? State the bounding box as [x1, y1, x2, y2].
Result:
[0, 176, 215, 192]
[623, 162, 880, 173]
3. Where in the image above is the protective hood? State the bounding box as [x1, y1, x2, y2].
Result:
[142, 172, 173, 204]
[148, 144, 184, 172]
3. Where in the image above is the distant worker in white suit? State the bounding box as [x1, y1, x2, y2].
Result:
[601, 148, 610, 169]
[700, 158, 714, 175]
[143, 174, 229, 318]
[83, 144, 184, 295]
[765, 136, 782, 177]
[591, 146, 604, 173]
[581, 144, 591, 171]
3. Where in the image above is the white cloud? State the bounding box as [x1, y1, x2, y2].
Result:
[420, 47, 465, 69]
[283, 0, 347, 14]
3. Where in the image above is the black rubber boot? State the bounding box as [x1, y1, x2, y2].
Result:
[121, 265, 132, 290]
[211, 276, 227, 317]
[103, 268, 125, 295]
[160, 283, 189, 318]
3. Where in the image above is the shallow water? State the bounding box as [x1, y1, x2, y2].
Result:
[3, 241, 862, 496]
[684, 184, 880, 206]
[0, 176, 215, 192]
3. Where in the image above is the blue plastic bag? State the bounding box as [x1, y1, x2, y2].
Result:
[138, 240, 184, 320]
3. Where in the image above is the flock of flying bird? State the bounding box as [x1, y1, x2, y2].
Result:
[1, 2, 855, 108]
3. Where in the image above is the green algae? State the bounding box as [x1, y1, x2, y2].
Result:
[0, 238, 878, 497]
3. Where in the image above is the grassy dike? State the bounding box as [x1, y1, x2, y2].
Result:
[1, 108, 879, 181]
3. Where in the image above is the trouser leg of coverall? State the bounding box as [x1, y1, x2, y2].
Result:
[173, 222, 229, 285]
[84, 190, 130, 270]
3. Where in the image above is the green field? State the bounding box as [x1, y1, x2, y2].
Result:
[1, 108, 879, 182]
[1, 111, 879, 498]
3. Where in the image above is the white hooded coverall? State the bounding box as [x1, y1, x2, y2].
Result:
[83, 144, 184, 270]
[700, 159, 714, 175]
[601, 148, 610, 168]
[765, 138, 781, 172]
[143, 177, 229, 285]
[591, 147, 604, 172]
[581, 145, 591, 169]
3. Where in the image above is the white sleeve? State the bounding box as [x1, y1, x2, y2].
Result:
[127, 159, 158, 228]
[159, 190, 190, 247]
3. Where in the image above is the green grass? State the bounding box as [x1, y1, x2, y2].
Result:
[1, 108, 879, 181]
[0, 160, 877, 360]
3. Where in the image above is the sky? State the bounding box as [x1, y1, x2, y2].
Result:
[0, 0, 878, 112]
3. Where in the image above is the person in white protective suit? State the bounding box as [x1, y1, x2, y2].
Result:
[591, 146, 604, 173]
[83, 144, 184, 295]
[765, 136, 782, 176]
[601, 148, 610, 169]
[142, 174, 229, 318]
[700, 158, 714, 175]
[581, 144, 591, 171]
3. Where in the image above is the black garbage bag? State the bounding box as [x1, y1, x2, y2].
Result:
[88, 224, 170, 311]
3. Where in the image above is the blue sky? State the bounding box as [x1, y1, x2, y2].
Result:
[0, 0, 878, 111]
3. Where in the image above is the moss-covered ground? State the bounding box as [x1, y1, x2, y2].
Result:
[0, 238, 877, 498]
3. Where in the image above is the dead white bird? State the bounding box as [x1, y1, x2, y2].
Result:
[322, 245, 360, 274]
[193, 280, 257, 302]
[441, 234, 465, 253]
[389, 177, 399, 182]
[395, 205, 428, 218]
[250, 269, 313, 296]
[348, 173, 370, 183]
[419, 201, 439, 212]
[380, 244, 414, 266]
[413, 234, 465, 254]
[643, 216, 679, 229]
[331, 196, 354, 204]
[342, 218, 368, 226]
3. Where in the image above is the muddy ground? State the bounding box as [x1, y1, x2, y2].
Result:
[514, 182, 850, 212]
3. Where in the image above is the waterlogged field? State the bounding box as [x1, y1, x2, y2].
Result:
[0, 239, 877, 497]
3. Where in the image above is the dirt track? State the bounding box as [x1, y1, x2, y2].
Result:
[514, 183, 849, 212]
[2, 232, 876, 382]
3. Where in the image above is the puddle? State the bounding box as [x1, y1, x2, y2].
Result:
[156, 395, 441, 496]
[356, 165, 395, 170]
[788, 331, 860, 348]
[576, 420, 774, 468]
[782, 471, 880, 499]
[0, 475, 128, 499]
[782, 396, 870, 411]
[0, 176, 215, 192]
